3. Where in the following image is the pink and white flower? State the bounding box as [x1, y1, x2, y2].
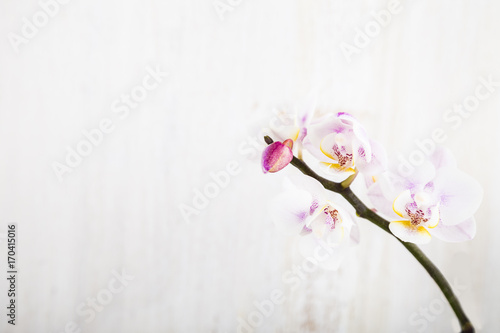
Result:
[270, 176, 359, 270]
[269, 94, 317, 147]
[367, 147, 483, 244]
[304, 112, 386, 183]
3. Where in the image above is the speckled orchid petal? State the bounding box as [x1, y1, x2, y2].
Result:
[262, 139, 294, 173]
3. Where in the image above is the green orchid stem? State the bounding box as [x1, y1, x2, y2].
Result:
[264, 136, 474, 333]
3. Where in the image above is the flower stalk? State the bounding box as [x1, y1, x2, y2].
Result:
[264, 136, 474, 333]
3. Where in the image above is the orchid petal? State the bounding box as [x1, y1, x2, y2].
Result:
[404, 160, 436, 188]
[389, 220, 432, 244]
[429, 146, 457, 170]
[307, 116, 347, 148]
[283, 173, 326, 200]
[366, 181, 402, 219]
[424, 205, 440, 229]
[319, 162, 356, 173]
[358, 139, 388, 186]
[302, 140, 336, 164]
[298, 234, 346, 271]
[352, 127, 372, 163]
[268, 109, 300, 142]
[269, 190, 313, 235]
[393, 190, 412, 218]
[433, 167, 483, 225]
[430, 217, 476, 242]
[349, 222, 360, 246]
[319, 133, 338, 160]
[318, 162, 357, 182]
[297, 91, 317, 127]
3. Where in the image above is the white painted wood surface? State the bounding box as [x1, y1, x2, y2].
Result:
[0, 0, 499, 332]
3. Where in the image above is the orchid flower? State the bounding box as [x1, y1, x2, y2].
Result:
[304, 112, 386, 183]
[262, 107, 481, 331]
[269, 94, 317, 158]
[270, 176, 359, 270]
[367, 147, 483, 244]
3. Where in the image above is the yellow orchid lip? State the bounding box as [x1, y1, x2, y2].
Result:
[389, 220, 432, 244]
[392, 200, 404, 218]
[393, 190, 412, 218]
[320, 138, 335, 160]
[320, 162, 356, 174]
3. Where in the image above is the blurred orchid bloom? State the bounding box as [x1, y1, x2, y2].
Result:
[269, 93, 317, 146]
[270, 176, 359, 270]
[262, 139, 294, 173]
[367, 147, 483, 244]
[304, 112, 386, 183]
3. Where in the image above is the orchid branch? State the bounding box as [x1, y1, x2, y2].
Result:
[264, 136, 474, 333]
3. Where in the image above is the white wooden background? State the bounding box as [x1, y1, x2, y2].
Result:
[0, 0, 499, 332]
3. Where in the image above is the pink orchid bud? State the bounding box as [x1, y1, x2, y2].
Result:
[262, 139, 294, 173]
